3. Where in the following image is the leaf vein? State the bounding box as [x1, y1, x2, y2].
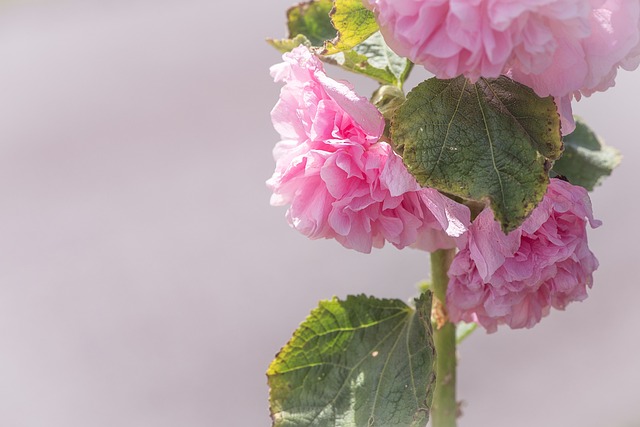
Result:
[369, 317, 409, 424]
[301, 309, 408, 340]
[405, 311, 420, 409]
[426, 79, 467, 181]
[474, 83, 506, 206]
[482, 78, 548, 156]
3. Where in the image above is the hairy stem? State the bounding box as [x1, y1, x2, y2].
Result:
[430, 248, 457, 427]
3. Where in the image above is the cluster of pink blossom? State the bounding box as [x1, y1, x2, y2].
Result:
[267, 45, 601, 331]
[364, 0, 640, 133]
[267, 46, 469, 253]
[446, 179, 601, 331]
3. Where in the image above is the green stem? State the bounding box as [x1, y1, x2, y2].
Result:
[430, 249, 457, 427]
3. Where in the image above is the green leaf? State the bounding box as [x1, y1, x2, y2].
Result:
[267, 32, 411, 88]
[323, 0, 379, 55]
[455, 322, 477, 344]
[287, 0, 336, 47]
[552, 117, 621, 191]
[268, 293, 435, 427]
[325, 32, 411, 86]
[391, 76, 563, 232]
[269, 2, 408, 87]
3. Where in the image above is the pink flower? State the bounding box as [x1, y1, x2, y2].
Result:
[267, 46, 469, 253]
[446, 179, 601, 332]
[366, 0, 640, 134]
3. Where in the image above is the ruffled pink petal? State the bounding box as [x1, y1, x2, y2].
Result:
[447, 178, 600, 331]
[369, 0, 640, 117]
[267, 45, 471, 253]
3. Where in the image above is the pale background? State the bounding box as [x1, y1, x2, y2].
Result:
[0, 1, 638, 426]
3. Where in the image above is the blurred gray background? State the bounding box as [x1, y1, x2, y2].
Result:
[0, 0, 638, 426]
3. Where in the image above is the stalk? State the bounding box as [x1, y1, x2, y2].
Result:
[430, 248, 457, 427]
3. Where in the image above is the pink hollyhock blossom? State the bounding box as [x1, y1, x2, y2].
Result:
[365, 0, 640, 134]
[267, 46, 469, 253]
[447, 179, 601, 332]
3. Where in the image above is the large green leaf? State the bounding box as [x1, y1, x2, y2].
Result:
[268, 293, 435, 427]
[286, 0, 336, 47]
[552, 117, 621, 191]
[323, 0, 378, 55]
[391, 76, 563, 232]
